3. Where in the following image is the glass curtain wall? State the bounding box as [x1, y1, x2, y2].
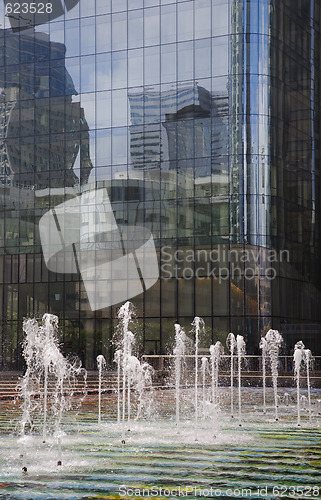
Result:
[0, 0, 320, 369]
[269, 0, 321, 350]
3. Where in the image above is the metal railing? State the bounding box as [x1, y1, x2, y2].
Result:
[141, 354, 321, 373]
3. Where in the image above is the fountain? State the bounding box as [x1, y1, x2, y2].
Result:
[259, 336, 268, 413]
[226, 333, 237, 417]
[264, 329, 283, 420]
[96, 355, 106, 424]
[301, 394, 308, 410]
[0, 304, 320, 499]
[304, 348, 313, 421]
[294, 341, 304, 426]
[135, 361, 154, 419]
[201, 356, 209, 412]
[209, 341, 224, 408]
[173, 323, 188, 428]
[114, 349, 122, 423]
[116, 302, 136, 442]
[16, 314, 86, 470]
[236, 335, 246, 426]
[293, 340, 313, 426]
[191, 316, 205, 439]
[113, 302, 155, 442]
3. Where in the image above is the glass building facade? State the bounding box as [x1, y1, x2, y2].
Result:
[0, 0, 320, 369]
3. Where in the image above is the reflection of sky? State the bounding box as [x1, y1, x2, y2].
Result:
[243, 0, 270, 246]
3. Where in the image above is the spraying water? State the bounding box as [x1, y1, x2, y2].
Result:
[265, 329, 283, 421]
[300, 395, 307, 410]
[192, 317, 205, 438]
[135, 362, 155, 420]
[173, 323, 187, 427]
[283, 392, 290, 407]
[127, 354, 141, 425]
[259, 337, 268, 414]
[96, 355, 106, 424]
[114, 350, 122, 424]
[294, 341, 305, 426]
[116, 302, 136, 443]
[117, 301, 135, 337]
[122, 330, 135, 441]
[304, 349, 312, 422]
[115, 302, 155, 441]
[226, 333, 237, 417]
[236, 335, 246, 426]
[209, 342, 224, 408]
[15, 309, 321, 477]
[19, 318, 42, 440]
[42, 314, 60, 442]
[18, 314, 86, 469]
[201, 357, 209, 412]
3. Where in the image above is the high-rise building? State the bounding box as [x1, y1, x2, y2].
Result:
[0, 0, 320, 369]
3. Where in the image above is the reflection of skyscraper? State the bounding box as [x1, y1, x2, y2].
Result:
[127, 85, 229, 247]
[0, 30, 92, 189]
[129, 85, 228, 176]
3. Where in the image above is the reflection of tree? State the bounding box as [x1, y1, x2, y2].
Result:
[0, 29, 92, 190]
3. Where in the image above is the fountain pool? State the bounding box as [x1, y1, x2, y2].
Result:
[0, 387, 320, 500]
[1, 308, 320, 499]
